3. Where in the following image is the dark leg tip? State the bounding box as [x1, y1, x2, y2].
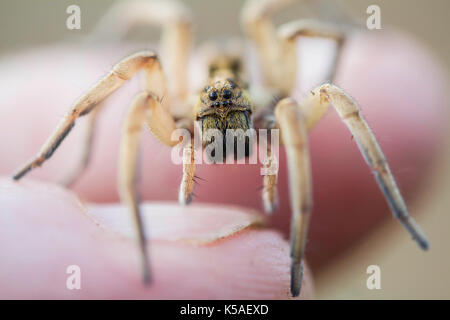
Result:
[417, 238, 429, 251]
[290, 284, 300, 297]
[12, 171, 25, 180]
[290, 259, 303, 297]
[12, 163, 33, 180]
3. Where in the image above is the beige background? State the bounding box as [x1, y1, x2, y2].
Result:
[0, 0, 449, 299]
[1, 0, 449, 73]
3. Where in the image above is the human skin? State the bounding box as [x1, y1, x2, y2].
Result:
[0, 30, 447, 298]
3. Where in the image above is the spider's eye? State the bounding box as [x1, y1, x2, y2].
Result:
[209, 91, 218, 101]
[222, 89, 232, 100]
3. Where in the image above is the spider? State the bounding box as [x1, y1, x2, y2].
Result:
[12, 0, 429, 297]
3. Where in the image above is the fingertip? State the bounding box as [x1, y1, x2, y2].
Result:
[88, 202, 313, 299]
[0, 181, 313, 299]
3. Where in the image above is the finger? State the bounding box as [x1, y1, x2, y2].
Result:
[0, 178, 313, 299]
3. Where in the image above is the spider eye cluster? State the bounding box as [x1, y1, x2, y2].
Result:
[203, 79, 241, 108]
[208, 89, 233, 102]
[205, 87, 236, 107]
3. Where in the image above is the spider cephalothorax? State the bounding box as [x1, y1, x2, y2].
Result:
[195, 77, 254, 160]
[12, 0, 429, 298]
[189, 52, 255, 161]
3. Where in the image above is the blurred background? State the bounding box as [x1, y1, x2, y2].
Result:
[0, 0, 449, 299]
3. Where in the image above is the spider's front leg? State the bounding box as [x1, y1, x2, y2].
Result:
[304, 84, 429, 250]
[12, 51, 159, 180]
[57, 0, 194, 187]
[274, 84, 430, 297]
[59, 101, 104, 187]
[119, 91, 178, 283]
[12, 51, 183, 283]
[273, 98, 312, 297]
[253, 22, 344, 214]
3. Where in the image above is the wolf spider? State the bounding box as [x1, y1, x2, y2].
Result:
[12, 0, 428, 297]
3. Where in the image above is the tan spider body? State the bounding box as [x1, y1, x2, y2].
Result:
[12, 0, 428, 297]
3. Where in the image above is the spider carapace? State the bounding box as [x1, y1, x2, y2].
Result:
[195, 56, 254, 161]
[12, 0, 429, 297]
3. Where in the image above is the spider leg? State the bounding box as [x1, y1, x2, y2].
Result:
[12, 51, 180, 283]
[12, 51, 161, 179]
[91, 0, 193, 106]
[307, 83, 429, 249]
[255, 114, 280, 214]
[241, 0, 294, 90]
[256, 20, 344, 212]
[119, 91, 178, 283]
[57, 1, 193, 185]
[277, 19, 346, 94]
[242, 0, 346, 96]
[59, 102, 104, 187]
[179, 138, 196, 205]
[262, 146, 279, 214]
[274, 98, 312, 297]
